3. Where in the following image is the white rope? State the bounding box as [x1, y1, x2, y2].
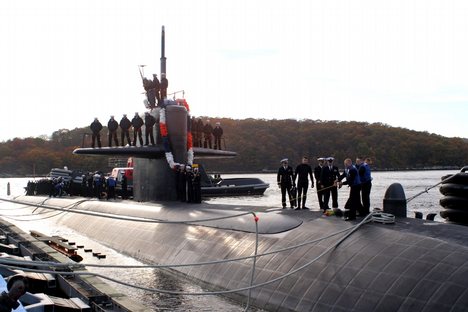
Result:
[406, 174, 454, 203]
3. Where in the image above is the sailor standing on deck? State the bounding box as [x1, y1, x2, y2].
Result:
[314, 157, 326, 211]
[119, 114, 132, 146]
[320, 157, 340, 212]
[203, 120, 213, 149]
[107, 115, 119, 147]
[131, 112, 144, 146]
[338, 158, 362, 221]
[294, 156, 314, 210]
[144, 112, 156, 146]
[90, 117, 102, 148]
[359, 157, 373, 215]
[142, 77, 156, 108]
[159, 73, 168, 106]
[213, 122, 224, 150]
[277, 158, 295, 209]
[152, 74, 161, 106]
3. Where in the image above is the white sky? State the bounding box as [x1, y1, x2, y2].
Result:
[0, 0, 467, 142]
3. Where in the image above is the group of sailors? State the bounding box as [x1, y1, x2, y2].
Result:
[26, 173, 130, 201]
[175, 164, 202, 203]
[142, 73, 169, 109]
[277, 156, 372, 221]
[191, 118, 224, 149]
[76, 171, 129, 200]
[90, 112, 157, 148]
[88, 70, 228, 150]
[90, 114, 225, 150]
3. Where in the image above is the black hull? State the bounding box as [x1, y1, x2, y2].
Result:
[201, 178, 269, 197]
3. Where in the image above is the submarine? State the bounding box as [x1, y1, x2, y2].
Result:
[3, 27, 468, 311]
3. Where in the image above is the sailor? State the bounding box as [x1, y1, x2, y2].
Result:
[355, 157, 362, 169]
[320, 157, 340, 212]
[314, 158, 325, 211]
[142, 77, 156, 108]
[81, 173, 88, 197]
[160, 73, 168, 105]
[203, 119, 213, 149]
[0, 275, 28, 312]
[294, 156, 314, 210]
[196, 118, 204, 147]
[359, 157, 373, 215]
[186, 165, 194, 203]
[54, 176, 64, 197]
[106, 176, 116, 200]
[107, 115, 119, 147]
[152, 74, 161, 106]
[191, 165, 202, 203]
[338, 158, 362, 221]
[277, 158, 295, 209]
[48, 178, 55, 197]
[119, 114, 132, 146]
[93, 171, 103, 199]
[90, 117, 103, 148]
[131, 112, 144, 146]
[213, 122, 224, 150]
[144, 112, 156, 146]
[86, 173, 94, 197]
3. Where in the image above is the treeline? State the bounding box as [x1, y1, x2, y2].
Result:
[0, 119, 467, 176]
[204, 118, 468, 172]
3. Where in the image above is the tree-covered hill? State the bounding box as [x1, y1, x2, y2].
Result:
[0, 119, 467, 176]
[205, 118, 467, 172]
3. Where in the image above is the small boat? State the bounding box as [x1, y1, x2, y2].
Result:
[201, 177, 270, 197]
[198, 165, 269, 197]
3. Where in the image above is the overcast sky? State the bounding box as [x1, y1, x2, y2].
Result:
[0, 0, 467, 142]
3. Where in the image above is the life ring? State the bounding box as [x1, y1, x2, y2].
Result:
[439, 183, 468, 197]
[439, 195, 468, 210]
[440, 209, 468, 223]
[441, 172, 468, 185]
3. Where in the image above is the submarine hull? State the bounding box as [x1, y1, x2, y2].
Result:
[8, 196, 468, 312]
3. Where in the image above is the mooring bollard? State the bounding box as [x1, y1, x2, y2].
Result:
[383, 183, 407, 218]
[7, 182, 10, 196]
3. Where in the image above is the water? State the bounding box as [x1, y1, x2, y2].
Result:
[205, 170, 453, 221]
[0, 170, 458, 310]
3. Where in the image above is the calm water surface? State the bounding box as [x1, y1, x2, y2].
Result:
[0, 170, 458, 311]
[206, 170, 453, 222]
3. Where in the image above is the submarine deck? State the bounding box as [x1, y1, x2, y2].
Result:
[4, 196, 468, 312]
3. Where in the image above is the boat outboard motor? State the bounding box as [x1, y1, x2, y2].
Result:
[383, 183, 407, 218]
